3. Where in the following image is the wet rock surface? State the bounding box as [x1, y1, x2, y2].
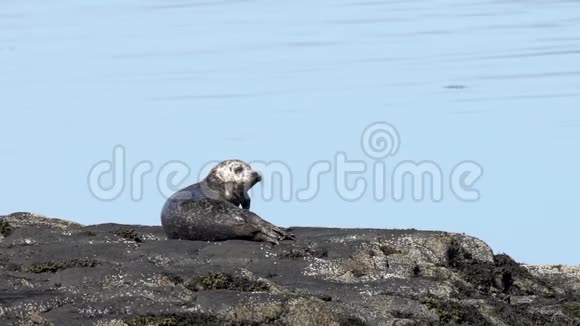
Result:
[0, 212, 578, 326]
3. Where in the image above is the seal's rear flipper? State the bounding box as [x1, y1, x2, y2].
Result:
[272, 226, 296, 241]
[283, 232, 296, 241]
[253, 232, 279, 245]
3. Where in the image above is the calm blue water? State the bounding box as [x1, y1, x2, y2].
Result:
[1, 0, 579, 264]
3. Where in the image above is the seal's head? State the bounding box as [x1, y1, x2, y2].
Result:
[205, 160, 261, 209]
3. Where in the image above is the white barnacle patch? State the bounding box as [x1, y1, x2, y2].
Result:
[77, 307, 112, 318]
[304, 242, 415, 283]
[148, 255, 172, 267]
[304, 258, 343, 278]
[8, 238, 37, 247]
[140, 233, 160, 241]
[9, 278, 34, 289]
[100, 273, 130, 289]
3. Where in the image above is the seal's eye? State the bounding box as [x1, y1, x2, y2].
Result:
[234, 166, 244, 174]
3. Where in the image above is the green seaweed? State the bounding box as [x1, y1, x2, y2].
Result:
[337, 316, 367, 326]
[113, 229, 142, 243]
[187, 272, 270, 292]
[279, 245, 328, 260]
[124, 313, 250, 326]
[379, 245, 400, 256]
[422, 296, 492, 325]
[563, 302, 580, 318]
[27, 259, 98, 273]
[445, 238, 532, 295]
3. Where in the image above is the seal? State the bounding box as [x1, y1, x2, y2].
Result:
[160, 160, 293, 244]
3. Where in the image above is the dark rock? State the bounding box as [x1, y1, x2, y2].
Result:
[0, 219, 14, 238]
[0, 212, 578, 326]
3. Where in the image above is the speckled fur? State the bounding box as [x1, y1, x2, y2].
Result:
[161, 160, 292, 244]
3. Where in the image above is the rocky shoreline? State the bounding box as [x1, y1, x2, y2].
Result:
[0, 212, 579, 325]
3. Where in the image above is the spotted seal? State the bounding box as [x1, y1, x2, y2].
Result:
[160, 160, 293, 244]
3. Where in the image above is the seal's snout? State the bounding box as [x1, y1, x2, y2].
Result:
[252, 171, 262, 183]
